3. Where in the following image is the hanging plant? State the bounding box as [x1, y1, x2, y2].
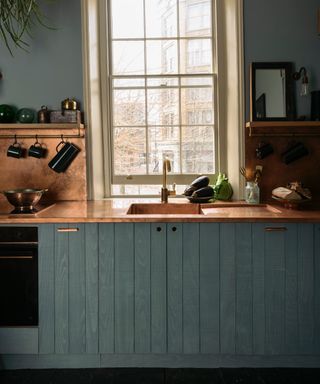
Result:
[0, 0, 54, 55]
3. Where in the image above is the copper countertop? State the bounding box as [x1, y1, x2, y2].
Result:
[0, 198, 320, 223]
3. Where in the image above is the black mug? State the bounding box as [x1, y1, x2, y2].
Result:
[256, 142, 274, 159]
[28, 142, 46, 158]
[48, 140, 80, 173]
[7, 142, 23, 158]
[281, 142, 308, 164]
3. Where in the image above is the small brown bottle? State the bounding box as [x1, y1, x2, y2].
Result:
[37, 105, 49, 123]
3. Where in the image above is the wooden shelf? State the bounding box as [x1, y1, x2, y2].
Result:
[246, 121, 320, 137]
[0, 123, 84, 129]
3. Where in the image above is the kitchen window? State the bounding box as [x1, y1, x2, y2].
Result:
[82, 0, 244, 199]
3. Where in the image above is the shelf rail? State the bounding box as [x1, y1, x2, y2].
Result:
[0, 124, 85, 139]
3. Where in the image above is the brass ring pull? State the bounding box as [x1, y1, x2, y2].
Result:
[264, 227, 287, 232]
[57, 228, 79, 233]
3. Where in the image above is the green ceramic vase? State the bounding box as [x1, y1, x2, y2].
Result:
[16, 108, 35, 123]
[0, 104, 15, 123]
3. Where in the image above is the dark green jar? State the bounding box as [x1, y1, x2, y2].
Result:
[16, 108, 35, 123]
[0, 104, 15, 123]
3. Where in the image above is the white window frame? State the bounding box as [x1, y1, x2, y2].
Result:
[81, 0, 244, 199]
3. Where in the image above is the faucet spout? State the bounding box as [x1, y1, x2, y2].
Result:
[161, 158, 175, 203]
[162, 158, 171, 189]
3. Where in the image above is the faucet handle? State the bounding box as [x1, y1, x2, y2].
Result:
[169, 182, 176, 196]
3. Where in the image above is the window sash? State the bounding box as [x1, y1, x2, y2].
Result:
[108, 0, 217, 186]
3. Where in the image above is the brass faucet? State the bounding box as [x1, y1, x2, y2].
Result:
[161, 158, 176, 203]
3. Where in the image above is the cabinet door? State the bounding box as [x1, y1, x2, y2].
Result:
[98, 222, 167, 354]
[252, 223, 316, 355]
[38, 223, 98, 354]
[167, 223, 220, 354]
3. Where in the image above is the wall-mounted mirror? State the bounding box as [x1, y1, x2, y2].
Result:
[250, 62, 295, 121]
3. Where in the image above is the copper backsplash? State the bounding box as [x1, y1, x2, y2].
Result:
[0, 127, 87, 202]
[245, 128, 320, 203]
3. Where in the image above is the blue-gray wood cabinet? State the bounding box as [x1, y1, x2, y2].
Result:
[38, 224, 99, 354]
[97, 222, 320, 356]
[33, 222, 320, 360]
[98, 222, 220, 354]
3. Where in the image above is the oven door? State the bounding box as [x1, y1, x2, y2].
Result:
[0, 228, 38, 326]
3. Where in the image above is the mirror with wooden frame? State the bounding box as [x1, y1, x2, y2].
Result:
[250, 62, 295, 121]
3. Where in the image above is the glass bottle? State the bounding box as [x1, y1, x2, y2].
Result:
[245, 181, 260, 204]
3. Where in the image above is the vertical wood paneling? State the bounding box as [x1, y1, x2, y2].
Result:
[151, 223, 167, 353]
[220, 223, 236, 354]
[114, 223, 134, 353]
[85, 223, 99, 353]
[199, 223, 219, 353]
[99, 223, 115, 353]
[182, 223, 200, 353]
[68, 224, 86, 353]
[265, 225, 286, 354]
[134, 223, 151, 353]
[315, 224, 320, 354]
[235, 223, 252, 354]
[167, 223, 183, 353]
[54, 224, 69, 353]
[297, 224, 314, 354]
[252, 224, 266, 354]
[284, 224, 298, 354]
[39, 224, 55, 354]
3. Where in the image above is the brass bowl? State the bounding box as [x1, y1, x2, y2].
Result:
[2, 188, 48, 213]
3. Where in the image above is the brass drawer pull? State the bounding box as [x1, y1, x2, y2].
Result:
[265, 227, 287, 232]
[57, 228, 79, 233]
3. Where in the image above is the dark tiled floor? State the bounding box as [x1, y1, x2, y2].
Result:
[0, 368, 320, 384]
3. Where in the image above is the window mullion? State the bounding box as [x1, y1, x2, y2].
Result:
[177, 0, 182, 174]
[143, 0, 149, 176]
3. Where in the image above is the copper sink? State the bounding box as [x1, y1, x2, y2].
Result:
[127, 203, 202, 215]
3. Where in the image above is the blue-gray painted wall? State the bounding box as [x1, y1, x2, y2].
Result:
[244, 0, 320, 119]
[0, 0, 319, 121]
[0, 0, 83, 115]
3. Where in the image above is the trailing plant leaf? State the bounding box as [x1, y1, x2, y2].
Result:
[0, 0, 55, 55]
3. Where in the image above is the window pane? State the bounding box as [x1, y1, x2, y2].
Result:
[113, 78, 145, 88]
[111, 0, 144, 38]
[147, 89, 179, 125]
[181, 87, 213, 125]
[149, 127, 180, 174]
[182, 126, 214, 174]
[113, 89, 145, 126]
[145, 0, 177, 37]
[181, 77, 212, 86]
[180, 38, 212, 74]
[113, 41, 144, 75]
[146, 41, 178, 74]
[113, 128, 146, 175]
[179, 0, 211, 37]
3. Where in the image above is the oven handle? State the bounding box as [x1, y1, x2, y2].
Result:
[0, 242, 38, 245]
[0, 255, 33, 260]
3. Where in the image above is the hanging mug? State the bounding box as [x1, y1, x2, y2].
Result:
[281, 141, 308, 164]
[256, 141, 274, 159]
[7, 136, 24, 158]
[28, 136, 46, 158]
[48, 136, 80, 173]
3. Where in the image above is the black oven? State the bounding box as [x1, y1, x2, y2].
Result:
[0, 227, 38, 326]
